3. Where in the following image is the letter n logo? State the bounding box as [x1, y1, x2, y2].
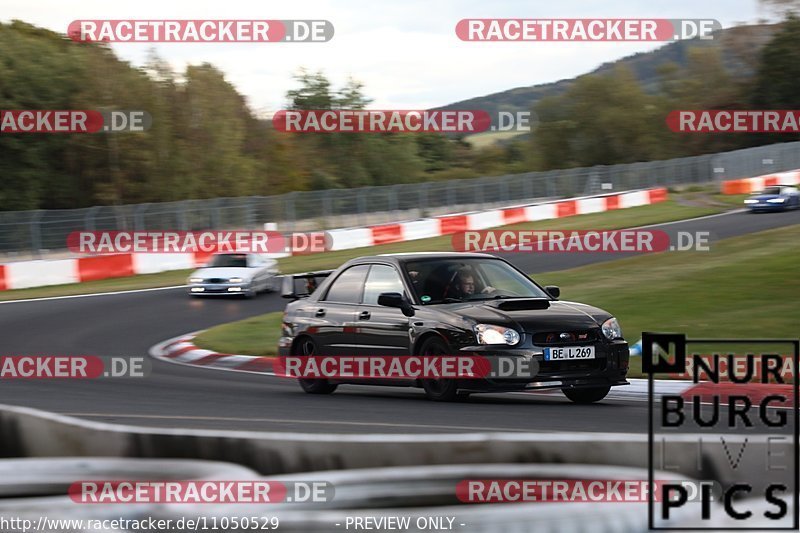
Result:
[642, 332, 686, 374]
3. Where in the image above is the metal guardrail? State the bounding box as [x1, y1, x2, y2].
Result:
[0, 406, 795, 531]
[2, 141, 799, 258]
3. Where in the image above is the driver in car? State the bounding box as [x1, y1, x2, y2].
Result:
[453, 267, 496, 298]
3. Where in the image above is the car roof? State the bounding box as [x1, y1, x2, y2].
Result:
[346, 252, 499, 265]
[756, 185, 797, 193]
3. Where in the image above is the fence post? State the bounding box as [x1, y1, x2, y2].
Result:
[30, 210, 43, 258]
[357, 189, 368, 226]
[322, 191, 332, 229]
[547, 171, 557, 197]
[523, 173, 533, 200]
[245, 197, 256, 229]
[447, 181, 456, 207]
[286, 192, 296, 232]
[210, 199, 222, 229]
[84, 206, 100, 232]
[179, 201, 190, 231]
[134, 204, 149, 231]
[418, 183, 429, 217]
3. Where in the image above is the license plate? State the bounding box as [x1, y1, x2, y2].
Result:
[544, 346, 595, 360]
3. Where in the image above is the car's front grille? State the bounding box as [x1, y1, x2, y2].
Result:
[532, 329, 599, 346]
[204, 278, 227, 283]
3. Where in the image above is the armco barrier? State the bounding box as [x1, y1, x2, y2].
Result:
[0, 188, 667, 291]
[721, 169, 800, 194]
[0, 457, 258, 497]
[0, 462, 705, 532]
[0, 404, 792, 498]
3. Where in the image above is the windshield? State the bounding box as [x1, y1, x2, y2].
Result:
[761, 186, 782, 195]
[404, 258, 549, 304]
[208, 254, 248, 268]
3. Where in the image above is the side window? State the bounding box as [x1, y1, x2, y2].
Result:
[322, 265, 370, 303]
[363, 264, 405, 305]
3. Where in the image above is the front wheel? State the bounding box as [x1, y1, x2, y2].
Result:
[562, 386, 611, 404]
[419, 337, 459, 402]
[295, 337, 338, 395]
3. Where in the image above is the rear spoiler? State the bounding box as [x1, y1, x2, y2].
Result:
[281, 270, 334, 299]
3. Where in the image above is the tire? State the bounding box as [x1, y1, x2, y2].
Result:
[562, 386, 611, 404]
[419, 337, 459, 402]
[295, 337, 338, 395]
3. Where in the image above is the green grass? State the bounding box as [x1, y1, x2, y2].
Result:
[193, 311, 284, 357]
[534, 224, 800, 377]
[0, 195, 730, 302]
[194, 225, 800, 377]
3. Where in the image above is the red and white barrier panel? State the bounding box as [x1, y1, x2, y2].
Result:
[327, 188, 668, 252]
[721, 169, 800, 194]
[0, 188, 667, 291]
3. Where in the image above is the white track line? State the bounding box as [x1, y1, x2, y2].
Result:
[0, 284, 186, 305]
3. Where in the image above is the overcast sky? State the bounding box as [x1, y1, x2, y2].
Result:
[2, 0, 776, 115]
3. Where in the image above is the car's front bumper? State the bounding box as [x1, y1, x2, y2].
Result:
[456, 339, 629, 392]
[188, 282, 249, 295]
[747, 203, 788, 212]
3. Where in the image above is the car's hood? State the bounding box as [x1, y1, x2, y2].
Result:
[435, 299, 612, 332]
[190, 267, 253, 280]
[749, 194, 782, 201]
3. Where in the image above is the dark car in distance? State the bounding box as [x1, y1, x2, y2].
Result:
[279, 253, 629, 402]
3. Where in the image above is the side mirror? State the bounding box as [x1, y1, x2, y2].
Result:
[545, 285, 560, 299]
[377, 292, 415, 317]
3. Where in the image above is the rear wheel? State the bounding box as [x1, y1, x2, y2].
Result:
[419, 337, 459, 402]
[295, 337, 337, 395]
[562, 386, 610, 404]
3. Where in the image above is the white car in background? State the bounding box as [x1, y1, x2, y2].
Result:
[188, 252, 281, 298]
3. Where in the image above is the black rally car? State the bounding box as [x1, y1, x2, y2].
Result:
[279, 253, 629, 402]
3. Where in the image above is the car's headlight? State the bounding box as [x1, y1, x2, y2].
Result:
[767, 198, 786, 203]
[188, 277, 203, 283]
[601, 317, 623, 340]
[474, 324, 521, 345]
[229, 277, 244, 283]
[744, 199, 758, 204]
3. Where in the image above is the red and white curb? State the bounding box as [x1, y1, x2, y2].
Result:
[149, 333, 276, 375]
[148, 333, 796, 406]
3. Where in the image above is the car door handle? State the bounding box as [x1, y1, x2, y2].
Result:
[358, 311, 371, 320]
[315, 308, 326, 317]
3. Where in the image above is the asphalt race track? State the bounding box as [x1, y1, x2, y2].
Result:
[0, 208, 798, 434]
